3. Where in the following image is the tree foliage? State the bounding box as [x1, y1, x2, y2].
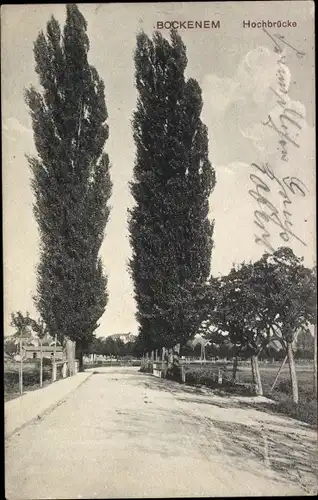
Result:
[259, 248, 316, 347]
[202, 247, 316, 399]
[28, 317, 49, 340]
[295, 327, 314, 359]
[4, 338, 18, 358]
[25, 4, 112, 362]
[10, 311, 33, 338]
[129, 29, 215, 352]
[204, 248, 315, 354]
[84, 336, 137, 357]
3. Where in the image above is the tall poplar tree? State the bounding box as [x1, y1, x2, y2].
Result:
[129, 30, 216, 352]
[25, 4, 112, 369]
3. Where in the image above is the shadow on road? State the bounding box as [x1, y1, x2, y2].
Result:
[142, 375, 318, 493]
[87, 368, 317, 494]
[209, 418, 318, 494]
[140, 373, 316, 427]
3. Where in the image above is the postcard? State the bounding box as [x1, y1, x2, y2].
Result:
[2, 2, 316, 498]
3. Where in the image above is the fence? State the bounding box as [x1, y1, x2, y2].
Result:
[51, 359, 80, 383]
[9, 338, 81, 397]
[140, 346, 227, 385]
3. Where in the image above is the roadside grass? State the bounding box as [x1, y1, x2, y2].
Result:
[236, 365, 317, 426]
[4, 360, 63, 402]
[177, 362, 317, 427]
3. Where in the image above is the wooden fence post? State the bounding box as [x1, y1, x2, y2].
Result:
[168, 348, 173, 369]
[52, 361, 57, 383]
[218, 368, 223, 384]
[181, 365, 186, 383]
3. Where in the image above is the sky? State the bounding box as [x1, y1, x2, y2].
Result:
[2, 2, 316, 337]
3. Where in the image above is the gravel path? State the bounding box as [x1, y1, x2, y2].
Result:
[5, 367, 317, 498]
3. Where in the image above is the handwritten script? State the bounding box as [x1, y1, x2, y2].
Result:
[250, 162, 308, 252]
[262, 29, 306, 163]
[250, 30, 309, 253]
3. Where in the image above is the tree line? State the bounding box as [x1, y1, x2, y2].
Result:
[180, 331, 315, 362]
[84, 337, 137, 359]
[9, 4, 316, 401]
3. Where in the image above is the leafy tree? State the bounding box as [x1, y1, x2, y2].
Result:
[84, 336, 104, 359]
[204, 248, 316, 401]
[124, 341, 137, 357]
[204, 259, 278, 394]
[129, 29, 215, 353]
[10, 311, 33, 339]
[295, 327, 314, 359]
[180, 341, 201, 358]
[29, 317, 49, 341]
[116, 339, 126, 357]
[25, 4, 112, 370]
[101, 337, 117, 357]
[207, 267, 263, 392]
[262, 248, 316, 403]
[4, 338, 18, 358]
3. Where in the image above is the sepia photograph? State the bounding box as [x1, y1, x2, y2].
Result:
[2, 1, 317, 498]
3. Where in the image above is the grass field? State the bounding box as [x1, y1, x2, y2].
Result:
[182, 361, 317, 426]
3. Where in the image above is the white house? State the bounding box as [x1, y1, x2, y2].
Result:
[108, 333, 137, 344]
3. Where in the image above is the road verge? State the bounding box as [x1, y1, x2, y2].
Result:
[5, 371, 93, 439]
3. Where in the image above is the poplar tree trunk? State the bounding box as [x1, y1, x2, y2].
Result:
[66, 339, 76, 376]
[76, 342, 84, 372]
[251, 355, 263, 396]
[287, 341, 299, 403]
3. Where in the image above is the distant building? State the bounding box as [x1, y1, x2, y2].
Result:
[108, 333, 137, 344]
[22, 345, 64, 360]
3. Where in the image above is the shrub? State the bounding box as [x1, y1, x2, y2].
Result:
[181, 368, 256, 396]
[139, 362, 153, 373]
[165, 365, 182, 382]
[42, 357, 53, 367]
[4, 367, 52, 389]
[274, 380, 291, 394]
[267, 394, 317, 426]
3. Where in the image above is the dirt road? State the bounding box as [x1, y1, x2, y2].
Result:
[5, 367, 317, 498]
